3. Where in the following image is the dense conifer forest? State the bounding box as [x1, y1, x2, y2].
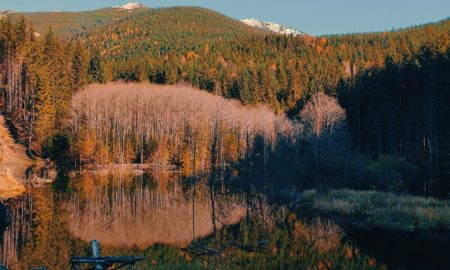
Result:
[0, 8, 449, 196]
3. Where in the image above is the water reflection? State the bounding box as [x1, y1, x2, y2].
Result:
[67, 170, 246, 248]
[0, 170, 385, 270]
[0, 195, 33, 268]
[0, 169, 248, 269]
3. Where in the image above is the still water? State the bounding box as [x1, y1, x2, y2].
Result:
[0, 169, 445, 269]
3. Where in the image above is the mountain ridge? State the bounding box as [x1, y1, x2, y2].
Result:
[1, 3, 303, 38]
[80, 6, 268, 61]
[0, 4, 150, 35]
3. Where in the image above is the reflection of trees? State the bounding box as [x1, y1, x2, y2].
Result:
[242, 187, 277, 237]
[0, 188, 78, 270]
[0, 195, 33, 269]
[67, 171, 246, 248]
[0, 171, 375, 270]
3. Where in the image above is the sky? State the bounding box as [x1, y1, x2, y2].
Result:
[0, 0, 449, 35]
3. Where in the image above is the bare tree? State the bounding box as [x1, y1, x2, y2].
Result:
[70, 83, 294, 173]
[299, 92, 347, 170]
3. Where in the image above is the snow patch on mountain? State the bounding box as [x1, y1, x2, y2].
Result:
[0, 10, 15, 19]
[113, 2, 144, 10]
[241, 18, 305, 36]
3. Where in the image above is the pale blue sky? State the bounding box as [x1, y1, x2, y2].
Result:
[0, 0, 449, 35]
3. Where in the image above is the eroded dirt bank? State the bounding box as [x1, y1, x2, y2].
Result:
[0, 115, 31, 199]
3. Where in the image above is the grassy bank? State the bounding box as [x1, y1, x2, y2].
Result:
[302, 189, 450, 231]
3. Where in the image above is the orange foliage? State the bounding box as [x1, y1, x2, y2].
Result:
[186, 51, 199, 60]
[79, 132, 96, 163]
[315, 45, 323, 54]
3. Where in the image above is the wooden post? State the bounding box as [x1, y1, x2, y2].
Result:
[71, 240, 144, 269]
[91, 240, 103, 270]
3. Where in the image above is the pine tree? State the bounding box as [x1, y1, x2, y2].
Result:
[286, 68, 302, 111]
[31, 66, 55, 151]
[71, 42, 89, 91]
[88, 49, 106, 83]
[238, 70, 252, 104]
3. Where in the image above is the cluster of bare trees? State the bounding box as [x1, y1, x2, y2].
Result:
[69, 82, 350, 180]
[70, 83, 293, 173]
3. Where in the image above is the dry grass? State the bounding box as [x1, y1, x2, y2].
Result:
[295, 217, 344, 253]
[304, 189, 450, 230]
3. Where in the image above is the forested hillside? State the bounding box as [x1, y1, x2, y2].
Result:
[84, 9, 449, 114]
[0, 8, 449, 195]
[2, 7, 150, 36]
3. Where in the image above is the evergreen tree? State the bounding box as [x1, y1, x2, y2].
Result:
[88, 49, 106, 83]
[71, 42, 89, 91]
[31, 67, 55, 151]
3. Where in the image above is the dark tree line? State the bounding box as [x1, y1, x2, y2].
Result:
[339, 48, 450, 196]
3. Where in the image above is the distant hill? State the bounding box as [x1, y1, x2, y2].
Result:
[81, 6, 268, 60]
[0, 4, 150, 36]
[1, 4, 268, 44]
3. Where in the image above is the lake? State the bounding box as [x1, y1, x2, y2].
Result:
[0, 169, 448, 269]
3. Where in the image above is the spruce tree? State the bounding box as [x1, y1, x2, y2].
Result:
[88, 49, 106, 83]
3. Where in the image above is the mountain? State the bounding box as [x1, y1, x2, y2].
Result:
[241, 18, 306, 36]
[0, 4, 149, 35]
[82, 6, 267, 61]
[113, 2, 145, 10]
[2, 3, 300, 39]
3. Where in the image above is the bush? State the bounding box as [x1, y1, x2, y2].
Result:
[365, 155, 417, 175]
[358, 155, 418, 192]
